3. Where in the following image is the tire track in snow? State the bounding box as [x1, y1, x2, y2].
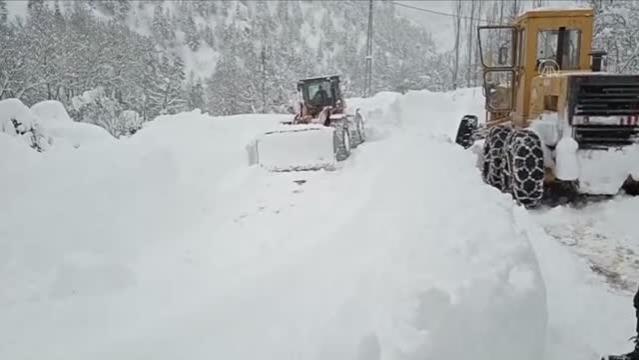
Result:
[529, 199, 639, 294]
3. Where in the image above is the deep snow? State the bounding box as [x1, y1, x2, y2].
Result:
[0, 88, 636, 360]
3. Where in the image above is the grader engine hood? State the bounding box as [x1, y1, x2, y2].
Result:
[567, 74, 639, 149]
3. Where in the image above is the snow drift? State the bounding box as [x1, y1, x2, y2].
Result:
[2, 89, 548, 360]
[31, 100, 74, 124]
[31, 99, 115, 149]
[0, 98, 114, 151]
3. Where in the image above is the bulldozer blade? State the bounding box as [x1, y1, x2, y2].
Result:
[247, 125, 337, 172]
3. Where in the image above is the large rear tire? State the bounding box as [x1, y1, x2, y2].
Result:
[505, 129, 545, 208]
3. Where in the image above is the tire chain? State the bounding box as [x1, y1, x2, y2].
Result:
[504, 129, 545, 208]
[483, 126, 545, 208]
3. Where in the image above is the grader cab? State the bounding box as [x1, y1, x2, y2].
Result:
[455, 7, 639, 208]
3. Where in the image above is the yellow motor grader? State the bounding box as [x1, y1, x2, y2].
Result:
[455, 7, 639, 208]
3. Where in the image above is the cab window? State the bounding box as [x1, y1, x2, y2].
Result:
[518, 28, 526, 67]
[537, 28, 581, 70]
[306, 80, 333, 106]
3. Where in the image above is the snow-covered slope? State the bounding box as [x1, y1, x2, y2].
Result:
[0, 88, 636, 360]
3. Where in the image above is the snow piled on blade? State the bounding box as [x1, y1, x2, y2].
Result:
[0, 86, 631, 360]
[249, 124, 336, 171]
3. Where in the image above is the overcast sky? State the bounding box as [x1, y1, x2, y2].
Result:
[394, 0, 584, 52]
[394, 1, 458, 51]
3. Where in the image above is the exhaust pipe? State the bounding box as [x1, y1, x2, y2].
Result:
[589, 50, 607, 72]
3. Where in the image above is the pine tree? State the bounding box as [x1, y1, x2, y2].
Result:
[114, 0, 131, 22]
[27, 0, 45, 11]
[275, 1, 289, 23]
[152, 3, 172, 45]
[202, 25, 215, 48]
[0, 0, 7, 25]
[207, 51, 246, 115]
[185, 72, 206, 111]
[592, 0, 639, 73]
[183, 14, 200, 51]
[158, 54, 186, 115]
[290, 1, 303, 28]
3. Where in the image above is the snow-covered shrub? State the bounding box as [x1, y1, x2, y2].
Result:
[0, 98, 49, 151]
[31, 100, 115, 149]
[70, 87, 142, 138]
[116, 110, 143, 136]
[70, 87, 121, 136]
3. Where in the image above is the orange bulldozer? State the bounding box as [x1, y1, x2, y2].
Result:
[247, 75, 366, 171]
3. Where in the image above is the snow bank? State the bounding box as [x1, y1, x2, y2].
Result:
[516, 205, 635, 359]
[288, 130, 548, 360]
[30, 100, 115, 149]
[31, 100, 73, 124]
[0, 98, 115, 151]
[347, 91, 404, 141]
[0, 89, 548, 360]
[41, 120, 115, 149]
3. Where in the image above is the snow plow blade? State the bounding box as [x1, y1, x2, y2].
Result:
[247, 125, 337, 172]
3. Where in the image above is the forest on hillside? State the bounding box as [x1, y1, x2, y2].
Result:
[1, 0, 638, 137]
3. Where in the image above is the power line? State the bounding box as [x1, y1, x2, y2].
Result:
[390, 1, 492, 24]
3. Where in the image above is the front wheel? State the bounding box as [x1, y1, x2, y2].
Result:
[350, 113, 366, 147]
[455, 115, 478, 149]
[356, 113, 366, 144]
[334, 124, 351, 161]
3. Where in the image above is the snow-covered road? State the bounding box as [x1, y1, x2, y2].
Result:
[0, 89, 637, 360]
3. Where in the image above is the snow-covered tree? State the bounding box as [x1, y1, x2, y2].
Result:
[207, 51, 246, 116]
[185, 72, 206, 112]
[145, 53, 186, 117]
[70, 86, 123, 136]
[587, 0, 639, 73]
[0, 0, 483, 119]
[0, 0, 7, 25]
[183, 13, 200, 51]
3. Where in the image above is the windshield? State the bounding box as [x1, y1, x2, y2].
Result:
[537, 29, 581, 70]
[305, 80, 333, 106]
